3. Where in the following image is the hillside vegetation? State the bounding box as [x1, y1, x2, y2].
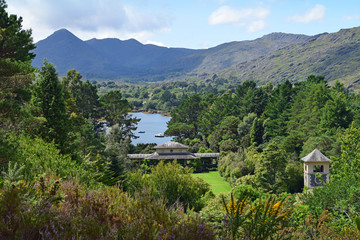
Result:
[4, 1, 360, 238]
[222, 27, 360, 91]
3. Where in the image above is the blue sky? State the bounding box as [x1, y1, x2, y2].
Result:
[7, 0, 360, 49]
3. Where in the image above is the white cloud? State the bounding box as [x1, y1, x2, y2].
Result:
[289, 4, 326, 23]
[208, 5, 269, 32]
[247, 20, 266, 32]
[343, 14, 359, 21]
[6, 0, 172, 42]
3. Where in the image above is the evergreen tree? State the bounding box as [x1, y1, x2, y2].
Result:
[0, 0, 35, 129]
[166, 94, 205, 138]
[0, 0, 35, 79]
[255, 140, 288, 193]
[31, 60, 69, 152]
[250, 117, 264, 146]
[263, 80, 293, 138]
[62, 69, 100, 119]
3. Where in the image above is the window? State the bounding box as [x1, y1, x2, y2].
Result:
[313, 165, 324, 172]
[170, 149, 173, 153]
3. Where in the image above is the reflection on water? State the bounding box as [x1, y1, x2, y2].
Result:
[130, 112, 174, 145]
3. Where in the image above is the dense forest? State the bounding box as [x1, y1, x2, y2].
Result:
[2, 0, 360, 238]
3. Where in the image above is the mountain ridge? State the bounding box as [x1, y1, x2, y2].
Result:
[220, 26, 360, 90]
[32, 27, 360, 89]
[32, 29, 311, 80]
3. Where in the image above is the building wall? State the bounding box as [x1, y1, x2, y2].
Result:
[157, 148, 187, 153]
[304, 162, 330, 188]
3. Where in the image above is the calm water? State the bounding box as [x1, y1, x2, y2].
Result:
[130, 112, 174, 145]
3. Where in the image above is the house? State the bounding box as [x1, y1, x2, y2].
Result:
[127, 142, 219, 160]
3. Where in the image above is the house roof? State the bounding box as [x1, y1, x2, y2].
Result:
[127, 154, 153, 159]
[127, 152, 220, 160]
[194, 153, 220, 158]
[154, 142, 189, 149]
[301, 149, 330, 163]
[146, 152, 197, 160]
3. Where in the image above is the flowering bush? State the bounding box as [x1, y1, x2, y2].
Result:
[219, 193, 292, 240]
[0, 176, 215, 239]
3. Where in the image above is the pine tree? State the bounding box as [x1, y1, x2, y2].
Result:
[31, 60, 69, 152]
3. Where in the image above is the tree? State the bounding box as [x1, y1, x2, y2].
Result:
[320, 90, 353, 129]
[103, 124, 131, 185]
[100, 91, 131, 125]
[0, 0, 35, 79]
[250, 117, 264, 146]
[263, 80, 293, 138]
[237, 113, 257, 148]
[0, 0, 35, 129]
[146, 161, 210, 211]
[332, 123, 360, 181]
[31, 60, 69, 152]
[255, 140, 288, 193]
[62, 69, 100, 119]
[199, 91, 235, 137]
[166, 94, 205, 138]
[100, 90, 139, 140]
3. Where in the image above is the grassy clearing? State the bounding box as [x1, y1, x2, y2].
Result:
[193, 171, 231, 195]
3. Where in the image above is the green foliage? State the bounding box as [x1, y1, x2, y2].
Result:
[31, 60, 69, 152]
[320, 89, 353, 129]
[220, 192, 292, 240]
[126, 161, 211, 211]
[0, 0, 35, 78]
[166, 94, 205, 138]
[7, 133, 99, 186]
[0, 179, 216, 239]
[100, 90, 131, 125]
[0, 0, 35, 130]
[300, 176, 360, 223]
[221, 192, 248, 240]
[250, 117, 264, 146]
[62, 69, 100, 119]
[2, 161, 25, 188]
[103, 124, 131, 186]
[232, 185, 265, 202]
[255, 140, 289, 193]
[332, 123, 360, 180]
[238, 112, 257, 148]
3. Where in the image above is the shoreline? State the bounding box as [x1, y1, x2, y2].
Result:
[131, 109, 171, 117]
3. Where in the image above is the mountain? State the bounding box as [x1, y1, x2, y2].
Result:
[33, 29, 199, 80]
[33, 27, 360, 88]
[220, 27, 360, 90]
[32, 29, 310, 81]
[190, 32, 311, 74]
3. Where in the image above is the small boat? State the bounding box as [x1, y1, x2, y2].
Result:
[138, 131, 145, 133]
[155, 133, 164, 137]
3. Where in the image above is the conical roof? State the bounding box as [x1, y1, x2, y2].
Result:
[301, 149, 330, 163]
[154, 142, 189, 149]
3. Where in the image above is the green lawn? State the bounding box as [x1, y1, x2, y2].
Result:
[193, 171, 232, 195]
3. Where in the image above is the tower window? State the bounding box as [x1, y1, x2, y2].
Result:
[314, 165, 324, 172]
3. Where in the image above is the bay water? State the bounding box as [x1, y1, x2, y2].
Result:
[130, 112, 174, 145]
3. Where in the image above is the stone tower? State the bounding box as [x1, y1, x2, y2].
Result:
[301, 149, 330, 189]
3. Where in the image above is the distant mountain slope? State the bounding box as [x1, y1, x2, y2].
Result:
[190, 32, 311, 74]
[33, 29, 200, 79]
[32, 29, 310, 80]
[33, 29, 104, 76]
[221, 27, 360, 90]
